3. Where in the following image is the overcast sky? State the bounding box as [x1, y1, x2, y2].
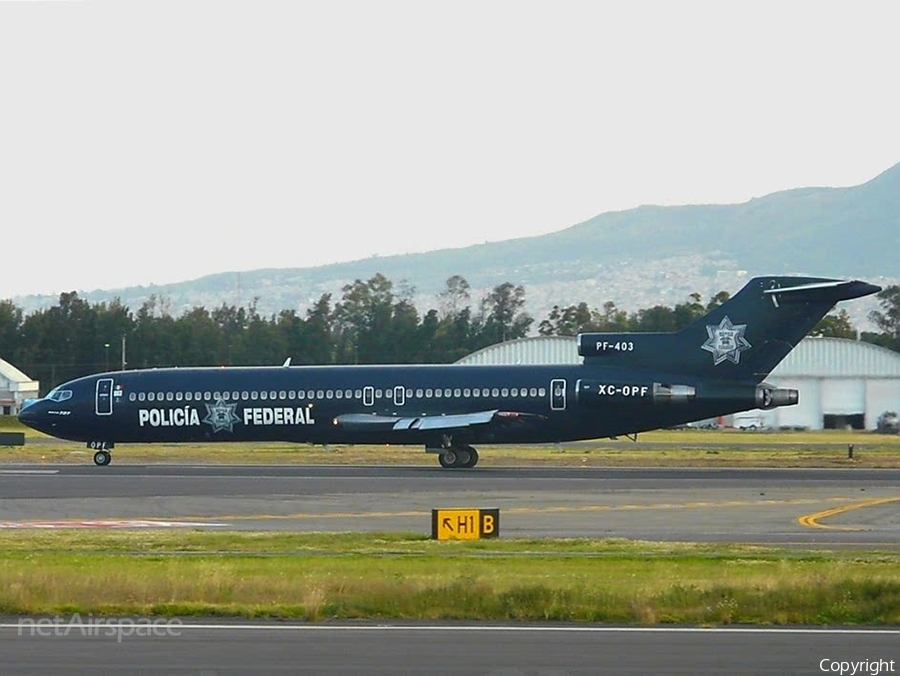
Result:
[2, 1, 897, 299]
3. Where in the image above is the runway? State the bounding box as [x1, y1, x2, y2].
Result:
[3, 464, 899, 674]
[1, 621, 897, 675]
[2, 464, 899, 547]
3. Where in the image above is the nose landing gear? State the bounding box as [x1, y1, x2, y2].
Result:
[88, 441, 114, 466]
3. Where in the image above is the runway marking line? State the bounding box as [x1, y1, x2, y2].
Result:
[3, 496, 855, 527]
[184, 495, 856, 522]
[0, 520, 229, 529]
[6, 496, 887, 529]
[0, 622, 897, 635]
[797, 496, 900, 531]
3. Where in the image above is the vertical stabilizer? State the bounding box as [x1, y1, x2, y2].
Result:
[578, 276, 881, 381]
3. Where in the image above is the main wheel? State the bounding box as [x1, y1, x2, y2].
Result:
[454, 447, 472, 467]
[438, 450, 458, 468]
[93, 450, 111, 466]
[461, 446, 479, 468]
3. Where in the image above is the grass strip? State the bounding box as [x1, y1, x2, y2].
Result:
[1, 531, 898, 625]
[3, 428, 900, 467]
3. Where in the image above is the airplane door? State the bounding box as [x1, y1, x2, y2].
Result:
[550, 378, 566, 411]
[363, 386, 374, 407]
[394, 385, 406, 406]
[96, 378, 114, 416]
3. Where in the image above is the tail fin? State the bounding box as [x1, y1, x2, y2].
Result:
[578, 276, 881, 381]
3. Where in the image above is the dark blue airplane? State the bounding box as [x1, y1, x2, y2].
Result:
[18, 276, 880, 468]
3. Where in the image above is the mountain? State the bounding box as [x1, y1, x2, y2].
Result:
[13, 162, 900, 331]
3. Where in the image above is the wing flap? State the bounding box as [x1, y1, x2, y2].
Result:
[334, 409, 543, 433]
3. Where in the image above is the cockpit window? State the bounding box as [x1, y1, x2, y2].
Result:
[46, 388, 73, 403]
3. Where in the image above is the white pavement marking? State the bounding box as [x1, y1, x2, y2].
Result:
[0, 622, 897, 635]
[0, 520, 229, 529]
[0, 469, 59, 475]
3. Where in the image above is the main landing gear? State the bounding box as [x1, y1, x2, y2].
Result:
[88, 441, 114, 466]
[436, 445, 479, 469]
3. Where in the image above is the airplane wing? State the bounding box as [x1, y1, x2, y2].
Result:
[333, 410, 545, 433]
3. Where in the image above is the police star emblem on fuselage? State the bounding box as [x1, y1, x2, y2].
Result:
[701, 316, 751, 365]
[202, 398, 241, 433]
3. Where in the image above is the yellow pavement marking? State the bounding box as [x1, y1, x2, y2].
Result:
[152, 496, 855, 522]
[9, 496, 875, 527]
[797, 496, 900, 531]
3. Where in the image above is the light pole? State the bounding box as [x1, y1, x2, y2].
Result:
[104, 343, 110, 371]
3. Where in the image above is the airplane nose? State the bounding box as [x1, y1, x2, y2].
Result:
[17, 401, 46, 433]
[17, 404, 36, 426]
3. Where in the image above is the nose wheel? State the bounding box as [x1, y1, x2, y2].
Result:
[93, 449, 111, 466]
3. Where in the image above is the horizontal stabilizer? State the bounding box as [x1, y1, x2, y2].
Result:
[763, 279, 881, 304]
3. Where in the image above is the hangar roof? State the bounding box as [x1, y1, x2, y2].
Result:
[456, 336, 900, 378]
[0, 357, 34, 384]
[770, 337, 900, 378]
[456, 336, 581, 365]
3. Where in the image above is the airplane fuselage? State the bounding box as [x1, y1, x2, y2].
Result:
[19, 361, 785, 448]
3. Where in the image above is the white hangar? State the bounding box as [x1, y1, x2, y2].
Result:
[456, 336, 900, 431]
[0, 357, 40, 416]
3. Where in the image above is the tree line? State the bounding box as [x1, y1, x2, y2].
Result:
[2, 274, 898, 393]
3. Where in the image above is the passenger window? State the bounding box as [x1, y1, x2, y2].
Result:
[260, 391, 268, 400]
[166, 392, 174, 401]
[501, 388, 509, 397]
[138, 392, 146, 402]
[175, 392, 183, 401]
[454, 388, 461, 397]
[148, 393, 156, 402]
[251, 391, 259, 400]
[129, 393, 136, 402]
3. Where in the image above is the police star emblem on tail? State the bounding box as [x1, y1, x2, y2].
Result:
[701, 316, 751, 365]
[202, 398, 241, 433]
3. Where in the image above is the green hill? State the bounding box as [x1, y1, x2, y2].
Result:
[13, 162, 900, 324]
